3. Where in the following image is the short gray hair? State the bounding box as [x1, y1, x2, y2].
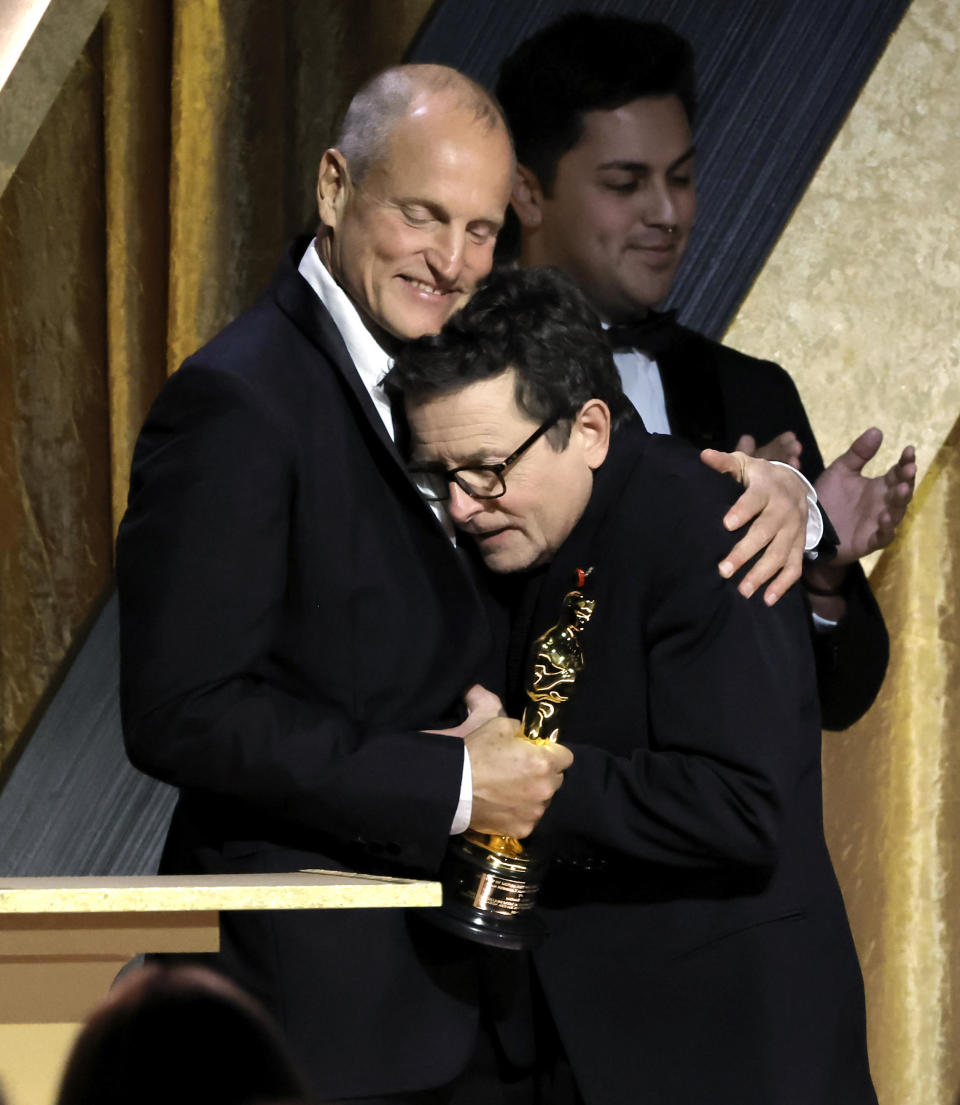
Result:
[335, 64, 510, 183]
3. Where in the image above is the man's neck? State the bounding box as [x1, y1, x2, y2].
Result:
[516, 241, 652, 324]
[314, 232, 402, 356]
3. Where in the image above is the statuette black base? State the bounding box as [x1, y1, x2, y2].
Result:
[427, 835, 548, 950]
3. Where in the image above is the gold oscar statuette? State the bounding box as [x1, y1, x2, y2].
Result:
[428, 576, 596, 949]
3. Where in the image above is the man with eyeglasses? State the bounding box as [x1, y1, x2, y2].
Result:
[389, 264, 877, 1105]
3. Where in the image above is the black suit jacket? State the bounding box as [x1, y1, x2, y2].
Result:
[657, 326, 888, 729]
[517, 420, 875, 1105]
[117, 240, 498, 1097]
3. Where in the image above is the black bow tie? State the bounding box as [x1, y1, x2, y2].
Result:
[605, 309, 679, 356]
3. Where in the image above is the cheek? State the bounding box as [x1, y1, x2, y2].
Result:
[462, 240, 497, 283]
[350, 217, 413, 283]
[531, 478, 575, 546]
[582, 197, 636, 250]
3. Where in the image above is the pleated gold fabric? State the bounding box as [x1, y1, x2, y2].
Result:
[823, 416, 960, 1105]
[103, 0, 171, 533]
[0, 0, 432, 768]
[166, 0, 434, 372]
[0, 31, 112, 769]
[723, 0, 960, 1099]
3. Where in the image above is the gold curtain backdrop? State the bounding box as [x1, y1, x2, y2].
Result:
[725, 2, 960, 1100]
[822, 415, 960, 1105]
[0, 26, 112, 770]
[1, 3, 959, 1103]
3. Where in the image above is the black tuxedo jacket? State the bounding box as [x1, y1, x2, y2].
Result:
[657, 326, 889, 730]
[117, 241, 499, 1097]
[516, 420, 876, 1105]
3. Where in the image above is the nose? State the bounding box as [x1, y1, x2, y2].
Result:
[643, 178, 679, 230]
[425, 224, 466, 283]
[447, 480, 483, 526]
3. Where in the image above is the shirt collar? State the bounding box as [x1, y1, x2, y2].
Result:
[298, 239, 394, 438]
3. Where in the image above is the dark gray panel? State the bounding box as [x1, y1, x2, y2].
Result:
[409, 0, 910, 337]
[0, 591, 175, 876]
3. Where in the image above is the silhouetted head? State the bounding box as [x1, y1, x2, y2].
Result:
[55, 965, 306, 1105]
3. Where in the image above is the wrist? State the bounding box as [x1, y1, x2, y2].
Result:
[802, 561, 850, 597]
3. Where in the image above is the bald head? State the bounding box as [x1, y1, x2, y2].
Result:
[336, 63, 510, 185]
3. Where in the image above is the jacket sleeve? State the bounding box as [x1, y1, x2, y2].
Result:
[718, 354, 889, 730]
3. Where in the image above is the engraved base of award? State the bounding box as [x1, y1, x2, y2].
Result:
[429, 831, 548, 950]
[429, 582, 597, 950]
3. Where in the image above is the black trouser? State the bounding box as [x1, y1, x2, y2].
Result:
[342, 953, 584, 1105]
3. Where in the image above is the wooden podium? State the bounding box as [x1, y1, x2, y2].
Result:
[0, 871, 440, 1105]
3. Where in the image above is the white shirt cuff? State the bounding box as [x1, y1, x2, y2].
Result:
[769, 461, 822, 553]
[450, 746, 472, 835]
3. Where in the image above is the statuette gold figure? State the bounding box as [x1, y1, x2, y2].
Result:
[431, 576, 596, 948]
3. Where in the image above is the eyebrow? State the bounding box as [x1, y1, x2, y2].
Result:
[596, 144, 697, 175]
[411, 449, 496, 469]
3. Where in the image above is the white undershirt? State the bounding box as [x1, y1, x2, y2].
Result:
[613, 348, 672, 434]
[297, 241, 473, 833]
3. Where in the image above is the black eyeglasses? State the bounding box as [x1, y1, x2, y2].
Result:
[409, 417, 559, 502]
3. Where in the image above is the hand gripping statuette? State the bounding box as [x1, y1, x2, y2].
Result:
[430, 576, 596, 949]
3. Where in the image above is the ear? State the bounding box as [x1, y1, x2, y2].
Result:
[317, 148, 350, 229]
[574, 399, 611, 470]
[510, 163, 544, 229]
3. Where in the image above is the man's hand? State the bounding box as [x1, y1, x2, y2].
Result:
[465, 721, 574, 839]
[735, 431, 803, 470]
[424, 683, 505, 739]
[813, 428, 916, 566]
[700, 449, 808, 606]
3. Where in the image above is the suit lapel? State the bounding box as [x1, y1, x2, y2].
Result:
[657, 331, 728, 450]
[270, 240, 459, 536]
[272, 240, 402, 457]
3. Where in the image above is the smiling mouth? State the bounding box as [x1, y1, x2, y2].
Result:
[632, 239, 677, 253]
[627, 242, 681, 271]
[401, 276, 457, 298]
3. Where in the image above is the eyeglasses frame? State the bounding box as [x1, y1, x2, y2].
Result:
[409, 415, 560, 501]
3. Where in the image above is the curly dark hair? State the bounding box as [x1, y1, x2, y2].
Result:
[387, 265, 632, 445]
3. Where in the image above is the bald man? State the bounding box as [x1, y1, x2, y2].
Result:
[117, 65, 570, 1100]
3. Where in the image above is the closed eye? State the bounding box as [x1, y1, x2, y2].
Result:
[401, 204, 436, 226]
[467, 222, 498, 244]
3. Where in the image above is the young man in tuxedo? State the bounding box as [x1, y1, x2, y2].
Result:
[390, 264, 878, 1105]
[496, 12, 916, 729]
